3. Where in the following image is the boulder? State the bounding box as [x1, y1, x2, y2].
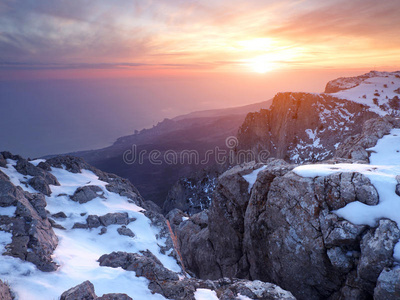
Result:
[60, 281, 97, 300]
[98, 251, 179, 281]
[70, 185, 104, 204]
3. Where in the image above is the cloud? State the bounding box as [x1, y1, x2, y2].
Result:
[1, 0, 399, 71]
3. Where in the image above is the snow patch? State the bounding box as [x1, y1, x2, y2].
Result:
[293, 128, 400, 261]
[194, 288, 219, 300]
[243, 166, 267, 193]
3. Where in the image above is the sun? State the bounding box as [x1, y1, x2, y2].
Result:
[248, 55, 279, 73]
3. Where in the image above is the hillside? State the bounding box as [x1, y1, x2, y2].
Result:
[64, 100, 272, 206]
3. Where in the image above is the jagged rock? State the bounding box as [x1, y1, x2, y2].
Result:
[98, 294, 133, 300]
[237, 92, 377, 164]
[99, 213, 129, 227]
[117, 226, 135, 238]
[25, 193, 47, 219]
[336, 116, 400, 161]
[166, 208, 189, 234]
[148, 277, 296, 300]
[53, 211, 67, 218]
[163, 170, 219, 215]
[98, 251, 179, 281]
[0, 171, 20, 207]
[0, 153, 7, 168]
[87, 215, 101, 228]
[49, 218, 66, 230]
[374, 267, 400, 299]
[357, 219, 400, 286]
[28, 176, 52, 196]
[143, 200, 162, 214]
[0, 173, 58, 271]
[0, 280, 13, 300]
[142, 210, 175, 255]
[70, 185, 104, 204]
[176, 215, 218, 279]
[60, 281, 97, 300]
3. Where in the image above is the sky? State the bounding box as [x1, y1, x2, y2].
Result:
[1, 0, 400, 157]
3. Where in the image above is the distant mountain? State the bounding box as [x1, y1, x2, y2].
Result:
[64, 100, 273, 206]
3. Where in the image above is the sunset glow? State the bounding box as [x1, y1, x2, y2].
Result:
[1, 0, 399, 77]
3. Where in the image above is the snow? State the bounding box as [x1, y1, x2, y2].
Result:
[237, 295, 254, 300]
[0, 166, 182, 300]
[243, 165, 267, 193]
[0, 159, 37, 193]
[194, 288, 219, 300]
[329, 72, 400, 116]
[0, 206, 16, 217]
[29, 159, 46, 166]
[293, 128, 400, 261]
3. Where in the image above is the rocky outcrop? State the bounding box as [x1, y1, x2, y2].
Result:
[0, 168, 58, 271]
[97, 250, 295, 300]
[163, 169, 219, 215]
[60, 281, 132, 300]
[177, 156, 399, 300]
[0, 280, 13, 300]
[237, 92, 377, 164]
[336, 116, 400, 161]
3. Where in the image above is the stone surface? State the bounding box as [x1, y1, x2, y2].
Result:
[98, 251, 179, 281]
[0, 280, 13, 300]
[70, 185, 104, 204]
[374, 267, 400, 300]
[60, 281, 97, 300]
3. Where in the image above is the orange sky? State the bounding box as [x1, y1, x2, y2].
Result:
[1, 0, 400, 78]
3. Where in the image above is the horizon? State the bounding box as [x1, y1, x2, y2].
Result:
[1, 1, 400, 157]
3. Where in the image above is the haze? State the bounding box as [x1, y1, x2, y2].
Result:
[1, 0, 399, 157]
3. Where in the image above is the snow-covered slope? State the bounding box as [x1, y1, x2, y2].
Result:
[326, 71, 400, 116]
[0, 157, 180, 299]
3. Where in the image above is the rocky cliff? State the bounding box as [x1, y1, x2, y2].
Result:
[0, 151, 294, 300]
[237, 71, 400, 164]
[174, 115, 400, 300]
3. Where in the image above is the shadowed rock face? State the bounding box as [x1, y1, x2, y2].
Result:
[177, 121, 400, 300]
[237, 92, 377, 164]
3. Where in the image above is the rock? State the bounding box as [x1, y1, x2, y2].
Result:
[163, 170, 219, 215]
[25, 193, 47, 219]
[0, 171, 21, 207]
[336, 116, 399, 162]
[1, 177, 58, 271]
[86, 215, 101, 228]
[72, 222, 88, 229]
[357, 219, 400, 285]
[60, 281, 97, 300]
[166, 208, 189, 234]
[0, 153, 7, 168]
[99, 213, 129, 227]
[117, 226, 135, 238]
[0, 280, 13, 300]
[28, 176, 52, 196]
[53, 211, 67, 218]
[70, 185, 104, 204]
[327, 247, 353, 273]
[237, 92, 377, 164]
[98, 294, 133, 300]
[374, 267, 400, 299]
[99, 227, 107, 235]
[98, 251, 179, 281]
